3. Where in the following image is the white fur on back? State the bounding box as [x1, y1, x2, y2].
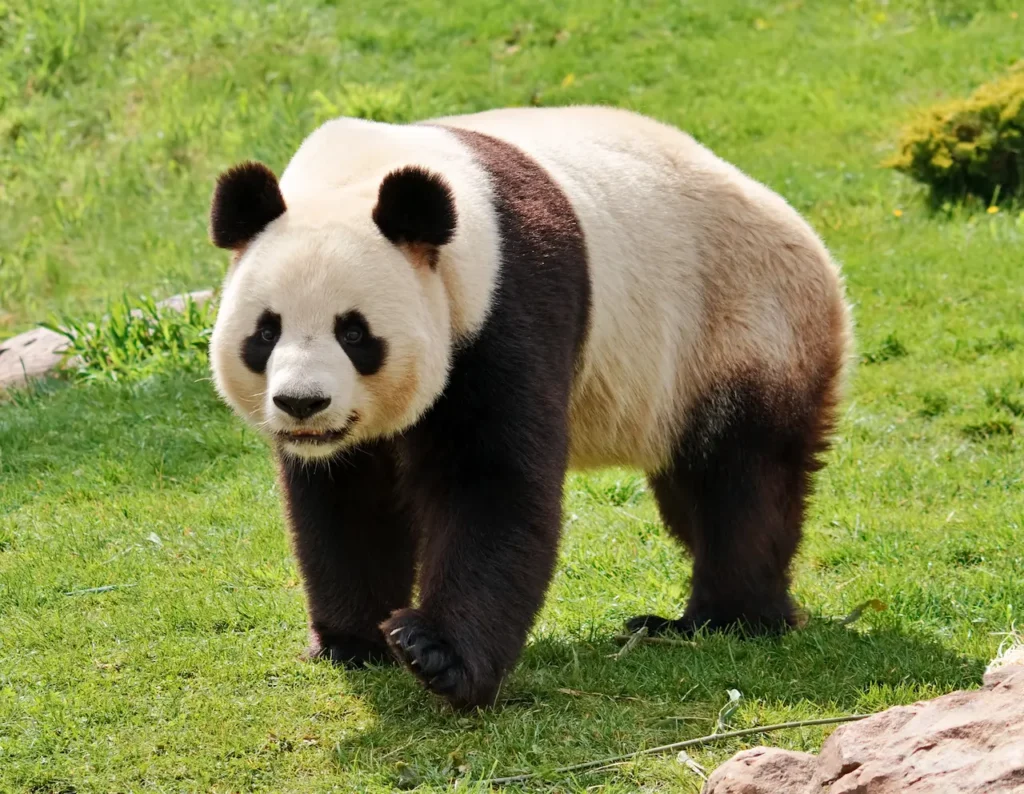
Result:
[434, 106, 850, 471]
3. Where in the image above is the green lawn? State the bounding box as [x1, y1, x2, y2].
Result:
[2, 0, 1023, 791]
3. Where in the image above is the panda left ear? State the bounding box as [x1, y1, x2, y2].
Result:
[209, 161, 286, 250]
[372, 166, 457, 267]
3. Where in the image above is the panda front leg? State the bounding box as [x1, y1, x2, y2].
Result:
[383, 415, 567, 710]
[279, 440, 416, 666]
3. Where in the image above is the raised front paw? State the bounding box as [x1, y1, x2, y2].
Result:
[381, 608, 498, 710]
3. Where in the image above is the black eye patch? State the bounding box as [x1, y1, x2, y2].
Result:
[335, 311, 387, 376]
[242, 310, 281, 374]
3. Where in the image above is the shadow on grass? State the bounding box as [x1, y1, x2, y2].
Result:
[329, 621, 984, 787]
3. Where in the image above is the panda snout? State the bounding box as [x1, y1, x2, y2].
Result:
[272, 393, 332, 421]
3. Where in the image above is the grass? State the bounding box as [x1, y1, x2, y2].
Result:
[39, 293, 216, 385]
[1, 0, 1023, 791]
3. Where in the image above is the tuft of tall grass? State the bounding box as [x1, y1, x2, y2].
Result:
[43, 294, 216, 383]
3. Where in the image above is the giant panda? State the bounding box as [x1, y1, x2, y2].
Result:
[208, 105, 852, 710]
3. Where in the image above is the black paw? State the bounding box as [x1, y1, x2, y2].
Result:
[306, 631, 394, 667]
[626, 608, 795, 638]
[381, 609, 495, 709]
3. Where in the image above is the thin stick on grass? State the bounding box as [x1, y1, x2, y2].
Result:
[475, 714, 867, 787]
[555, 688, 646, 703]
[608, 625, 647, 658]
[611, 633, 697, 648]
[64, 583, 137, 596]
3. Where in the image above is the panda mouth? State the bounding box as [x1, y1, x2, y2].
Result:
[277, 415, 358, 446]
[279, 428, 350, 445]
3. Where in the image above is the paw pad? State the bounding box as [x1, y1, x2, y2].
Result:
[382, 610, 495, 709]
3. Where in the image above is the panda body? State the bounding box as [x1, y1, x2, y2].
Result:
[208, 106, 851, 709]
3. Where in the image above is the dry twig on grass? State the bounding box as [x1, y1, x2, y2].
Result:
[474, 714, 867, 787]
[610, 632, 697, 648]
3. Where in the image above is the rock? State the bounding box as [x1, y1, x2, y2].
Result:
[703, 664, 1024, 794]
[701, 747, 817, 794]
[0, 327, 69, 388]
[156, 289, 215, 313]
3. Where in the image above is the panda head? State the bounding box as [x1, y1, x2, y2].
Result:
[208, 160, 457, 462]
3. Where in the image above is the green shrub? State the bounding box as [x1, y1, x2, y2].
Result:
[887, 64, 1024, 202]
[44, 294, 216, 383]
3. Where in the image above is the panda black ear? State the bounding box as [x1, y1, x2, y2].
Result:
[372, 166, 457, 266]
[209, 161, 287, 250]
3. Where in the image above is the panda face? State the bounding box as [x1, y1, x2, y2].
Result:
[208, 163, 457, 463]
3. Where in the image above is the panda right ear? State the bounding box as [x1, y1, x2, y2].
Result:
[209, 161, 286, 250]
[372, 166, 457, 268]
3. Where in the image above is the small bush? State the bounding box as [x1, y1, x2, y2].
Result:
[887, 64, 1024, 202]
[45, 294, 216, 383]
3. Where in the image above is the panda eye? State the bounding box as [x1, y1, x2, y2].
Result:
[242, 310, 281, 374]
[342, 325, 364, 345]
[253, 312, 281, 346]
[335, 311, 385, 375]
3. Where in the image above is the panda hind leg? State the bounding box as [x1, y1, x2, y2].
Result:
[627, 375, 835, 637]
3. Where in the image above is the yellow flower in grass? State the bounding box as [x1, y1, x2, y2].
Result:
[987, 205, 999, 214]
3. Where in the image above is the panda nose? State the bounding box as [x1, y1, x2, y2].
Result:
[273, 394, 332, 420]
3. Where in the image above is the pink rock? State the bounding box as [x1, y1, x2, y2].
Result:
[703, 664, 1024, 794]
[702, 747, 817, 794]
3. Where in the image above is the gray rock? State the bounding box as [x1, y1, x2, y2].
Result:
[0, 327, 69, 388]
[156, 289, 215, 313]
